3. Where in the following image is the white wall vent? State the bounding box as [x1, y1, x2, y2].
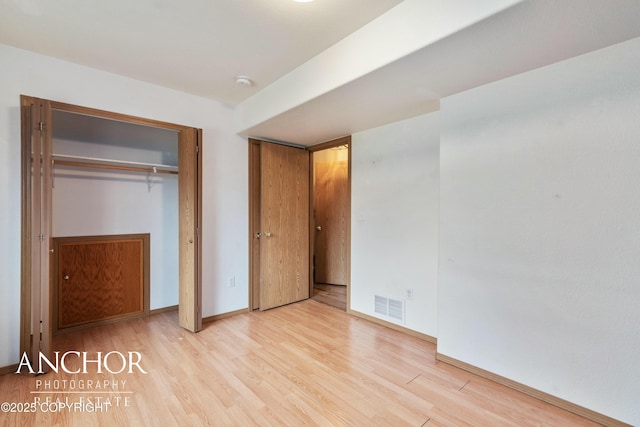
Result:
[374, 295, 405, 324]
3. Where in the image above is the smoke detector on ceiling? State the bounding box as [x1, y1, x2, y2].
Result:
[235, 76, 253, 87]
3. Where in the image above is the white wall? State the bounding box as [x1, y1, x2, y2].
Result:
[52, 168, 179, 310]
[52, 124, 179, 309]
[439, 37, 640, 426]
[351, 112, 439, 337]
[0, 44, 249, 367]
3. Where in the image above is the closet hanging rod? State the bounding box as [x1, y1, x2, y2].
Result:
[52, 154, 179, 175]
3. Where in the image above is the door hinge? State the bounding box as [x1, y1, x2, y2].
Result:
[38, 233, 45, 242]
[38, 122, 44, 132]
[196, 145, 199, 154]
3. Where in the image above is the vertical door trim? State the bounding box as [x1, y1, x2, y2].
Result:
[196, 129, 203, 330]
[19, 96, 33, 362]
[248, 139, 261, 310]
[40, 100, 53, 359]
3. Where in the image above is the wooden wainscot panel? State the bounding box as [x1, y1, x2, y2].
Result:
[53, 234, 150, 333]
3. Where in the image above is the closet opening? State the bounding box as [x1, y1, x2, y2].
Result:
[50, 109, 179, 333]
[20, 96, 202, 368]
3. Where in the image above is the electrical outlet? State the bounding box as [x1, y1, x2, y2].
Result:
[228, 276, 235, 288]
[406, 288, 414, 301]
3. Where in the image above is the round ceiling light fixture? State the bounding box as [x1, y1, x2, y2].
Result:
[235, 76, 253, 87]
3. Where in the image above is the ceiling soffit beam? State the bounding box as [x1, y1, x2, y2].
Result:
[234, 0, 523, 137]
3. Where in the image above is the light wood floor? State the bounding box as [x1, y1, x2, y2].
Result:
[1, 300, 600, 426]
[312, 283, 347, 311]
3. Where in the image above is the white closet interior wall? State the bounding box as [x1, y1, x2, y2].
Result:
[51, 110, 180, 310]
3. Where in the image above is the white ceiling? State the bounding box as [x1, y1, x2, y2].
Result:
[0, 0, 402, 105]
[2, 0, 640, 146]
[241, 0, 640, 145]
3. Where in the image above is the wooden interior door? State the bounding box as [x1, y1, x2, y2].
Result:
[259, 142, 310, 310]
[314, 159, 349, 285]
[54, 235, 149, 331]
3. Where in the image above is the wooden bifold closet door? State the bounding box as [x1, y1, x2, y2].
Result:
[20, 95, 202, 369]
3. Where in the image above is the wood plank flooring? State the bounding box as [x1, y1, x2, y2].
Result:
[312, 283, 347, 311]
[1, 300, 600, 426]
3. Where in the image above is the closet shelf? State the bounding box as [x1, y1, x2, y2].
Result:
[52, 154, 179, 175]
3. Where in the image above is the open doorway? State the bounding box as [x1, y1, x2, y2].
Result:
[309, 137, 351, 312]
[248, 136, 351, 312]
